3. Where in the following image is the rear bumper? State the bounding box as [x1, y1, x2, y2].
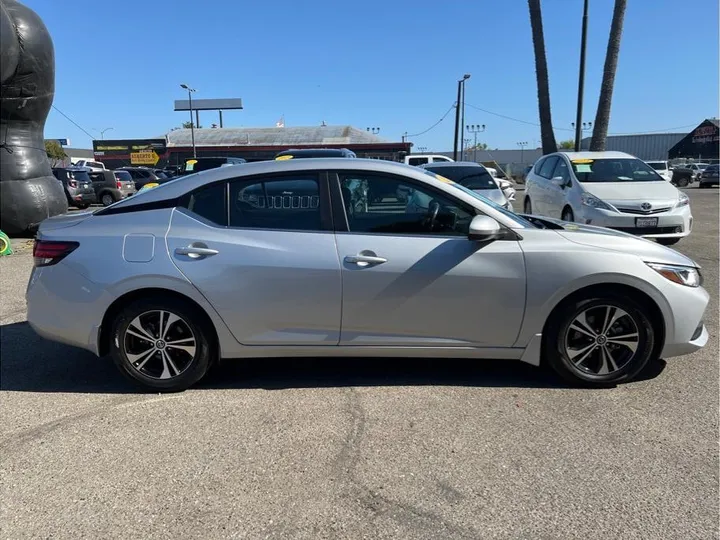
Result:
[26, 262, 106, 355]
[70, 192, 97, 204]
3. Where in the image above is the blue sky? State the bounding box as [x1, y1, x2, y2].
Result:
[30, 0, 718, 151]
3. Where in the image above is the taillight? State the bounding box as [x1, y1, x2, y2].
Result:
[67, 180, 78, 188]
[116, 180, 122, 189]
[33, 240, 79, 267]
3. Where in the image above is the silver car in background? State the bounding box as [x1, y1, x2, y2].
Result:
[524, 151, 692, 246]
[420, 161, 514, 211]
[27, 159, 708, 391]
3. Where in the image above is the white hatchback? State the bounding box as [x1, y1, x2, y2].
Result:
[524, 151, 692, 246]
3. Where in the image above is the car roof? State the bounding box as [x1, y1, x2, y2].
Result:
[420, 161, 485, 169]
[103, 158, 458, 208]
[556, 151, 636, 160]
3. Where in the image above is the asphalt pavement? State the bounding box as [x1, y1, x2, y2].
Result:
[1, 187, 718, 539]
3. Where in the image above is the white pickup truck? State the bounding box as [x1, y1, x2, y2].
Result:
[404, 154, 454, 166]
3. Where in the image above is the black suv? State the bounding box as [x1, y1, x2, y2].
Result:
[274, 148, 356, 159]
[52, 167, 97, 209]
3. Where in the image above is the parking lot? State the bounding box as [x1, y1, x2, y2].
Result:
[1, 187, 717, 539]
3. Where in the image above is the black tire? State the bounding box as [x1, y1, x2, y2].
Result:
[75, 203, 90, 210]
[544, 295, 655, 387]
[101, 192, 117, 207]
[561, 207, 574, 222]
[699, 182, 708, 189]
[109, 297, 214, 392]
[656, 237, 680, 246]
[523, 197, 532, 214]
[676, 177, 689, 187]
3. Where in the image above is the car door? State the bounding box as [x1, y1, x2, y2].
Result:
[546, 156, 572, 218]
[332, 171, 526, 348]
[535, 156, 559, 216]
[166, 172, 342, 346]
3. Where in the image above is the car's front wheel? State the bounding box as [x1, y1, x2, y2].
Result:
[109, 297, 214, 391]
[544, 295, 655, 387]
[656, 237, 680, 246]
[523, 197, 532, 213]
[561, 207, 574, 222]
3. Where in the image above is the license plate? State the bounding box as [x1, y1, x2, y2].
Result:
[635, 217, 658, 228]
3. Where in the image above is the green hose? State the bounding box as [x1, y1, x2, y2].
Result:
[0, 230, 13, 256]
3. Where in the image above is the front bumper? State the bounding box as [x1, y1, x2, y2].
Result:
[577, 205, 692, 238]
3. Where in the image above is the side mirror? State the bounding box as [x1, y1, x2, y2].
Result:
[468, 215, 502, 242]
[551, 176, 567, 187]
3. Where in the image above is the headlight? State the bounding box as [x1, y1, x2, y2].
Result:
[676, 192, 689, 207]
[647, 262, 702, 287]
[580, 192, 614, 211]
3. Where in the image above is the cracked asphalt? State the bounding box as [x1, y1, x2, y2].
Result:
[1, 187, 717, 539]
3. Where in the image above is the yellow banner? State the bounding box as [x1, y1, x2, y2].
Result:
[130, 151, 159, 166]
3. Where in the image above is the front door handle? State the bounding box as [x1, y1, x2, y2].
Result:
[175, 244, 219, 259]
[344, 253, 387, 267]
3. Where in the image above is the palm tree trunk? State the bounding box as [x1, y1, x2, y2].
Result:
[528, 0, 557, 155]
[589, 0, 627, 151]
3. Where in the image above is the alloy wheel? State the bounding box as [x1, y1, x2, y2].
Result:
[564, 304, 640, 376]
[102, 194, 114, 206]
[123, 310, 197, 380]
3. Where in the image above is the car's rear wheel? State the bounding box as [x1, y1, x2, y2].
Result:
[76, 203, 90, 210]
[109, 297, 213, 392]
[523, 197, 532, 213]
[699, 182, 708, 188]
[561, 207, 574, 222]
[544, 295, 655, 387]
[101, 192, 116, 206]
[676, 177, 689, 187]
[656, 237, 680, 246]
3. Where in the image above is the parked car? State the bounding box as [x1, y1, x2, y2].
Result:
[698, 164, 719, 188]
[51, 167, 97, 209]
[117, 167, 164, 190]
[27, 158, 708, 391]
[670, 167, 693, 187]
[72, 159, 106, 172]
[181, 157, 248, 175]
[88, 170, 136, 206]
[645, 160, 672, 182]
[420, 161, 514, 211]
[523, 151, 692, 246]
[404, 154, 453, 166]
[685, 162, 709, 180]
[275, 149, 355, 160]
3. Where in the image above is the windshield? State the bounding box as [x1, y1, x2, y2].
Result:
[425, 166, 498, 190]
[423, 171, 535, 228]
[647, 162, 667, 171]
[571, 158, 663, 182]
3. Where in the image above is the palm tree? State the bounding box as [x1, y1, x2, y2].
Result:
[590, 0, 627, 151]
[528, 0, 558, 155]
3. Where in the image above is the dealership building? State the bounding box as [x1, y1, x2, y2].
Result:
[92, 125, 411, 169]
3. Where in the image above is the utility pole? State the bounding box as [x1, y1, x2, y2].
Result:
[574, 0, 589, 152]
[453, 74, 470, 160]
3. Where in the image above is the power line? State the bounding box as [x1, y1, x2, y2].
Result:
[465, 102, 697, 136]
[405, 103, 456, 138]
[51, 105, 95, 139]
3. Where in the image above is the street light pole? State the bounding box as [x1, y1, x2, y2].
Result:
[574, 0, 589, 152]
[453, 74, 471, 160]
[99, 127, 113, 140]
[466, 124, 486, 162]
[181, 83, 197, 158]
[517, 141, 528, 164]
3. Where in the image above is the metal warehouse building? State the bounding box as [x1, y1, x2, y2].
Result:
[93, 125, 411, 169]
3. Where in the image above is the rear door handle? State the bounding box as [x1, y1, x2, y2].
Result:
[175, 245, 219, 258]
[344, 254, 387, 267]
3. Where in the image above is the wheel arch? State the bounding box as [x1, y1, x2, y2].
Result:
[539, 282, 666, 365]
[98, 287, 220, 358]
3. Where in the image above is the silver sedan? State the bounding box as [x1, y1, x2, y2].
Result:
[26, 159, 709, 391]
